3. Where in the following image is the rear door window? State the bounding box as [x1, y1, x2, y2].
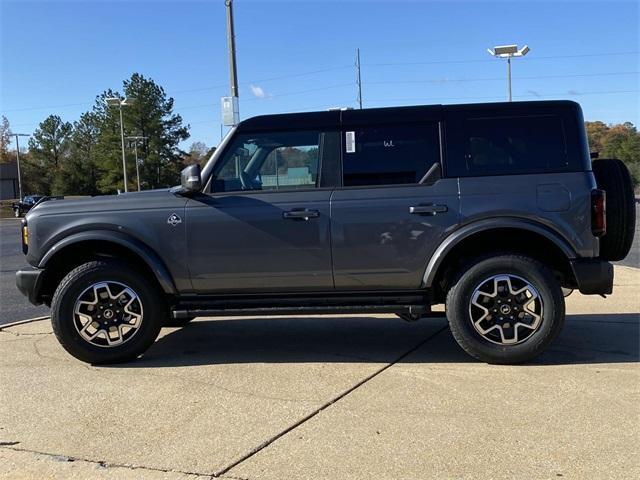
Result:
[446, 114, 578, 177]
[342, 123, 440, 187]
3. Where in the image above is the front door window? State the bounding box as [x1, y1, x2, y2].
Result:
[211, 131, 323, 193]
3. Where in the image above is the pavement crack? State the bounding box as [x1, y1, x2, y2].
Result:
[31, 336, 61, 362]
[215, 325, 448, 477]
[0, 445, 213, 477]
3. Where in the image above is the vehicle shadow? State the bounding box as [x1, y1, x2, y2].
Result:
[113, 313, 638, 368]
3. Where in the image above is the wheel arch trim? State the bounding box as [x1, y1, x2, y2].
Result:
[38, 230, 178, 295]
[422, 218, 577, 288]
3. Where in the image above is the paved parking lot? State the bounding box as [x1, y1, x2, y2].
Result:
[0, 218, 49, 326]
[1, 266, 638, 479]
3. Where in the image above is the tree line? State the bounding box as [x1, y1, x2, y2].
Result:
[0, 73, 214, 197]
[585, 121, 640, 186]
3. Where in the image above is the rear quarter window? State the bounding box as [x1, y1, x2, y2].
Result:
[446, 113, 582, 177]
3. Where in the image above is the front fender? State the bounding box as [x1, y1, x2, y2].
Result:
[422, 218, 577, 288]
[38, 230, 177, 295]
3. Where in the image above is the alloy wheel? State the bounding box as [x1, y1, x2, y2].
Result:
[73, 281, 143, 347]
[468, 274, 543, 345]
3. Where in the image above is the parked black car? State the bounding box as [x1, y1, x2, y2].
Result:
[12, 195, 44, 217]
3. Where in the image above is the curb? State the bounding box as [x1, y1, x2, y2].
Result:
[0, 316, 50, 331]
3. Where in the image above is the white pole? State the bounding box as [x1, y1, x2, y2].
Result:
[133, 140, 141, 191]
[507, 56, 512, 102]
[118, 103, 128, 192]
[14, 135, 23, 199]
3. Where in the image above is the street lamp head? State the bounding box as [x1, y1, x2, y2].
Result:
[492, 45, 518, 56]
[489, 44, 530, 58]
[105, 97, 122, 107]
[518, 45, 530, 56]
[122, 97, 137, 106]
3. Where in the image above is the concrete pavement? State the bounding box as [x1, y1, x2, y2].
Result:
[1, 266, 638, 479]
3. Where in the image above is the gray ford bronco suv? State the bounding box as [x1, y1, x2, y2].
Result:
[16, 100, 636, 365]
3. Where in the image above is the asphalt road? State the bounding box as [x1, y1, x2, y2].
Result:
[0, 218, 49, 325]
[1, 209, 638, 327]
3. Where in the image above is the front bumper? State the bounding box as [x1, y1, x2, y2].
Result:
[569, 258, 613, 295]
[16, 268, 45, 306]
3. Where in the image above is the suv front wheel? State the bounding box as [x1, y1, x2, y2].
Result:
[51, 260, 165, 364]
[446, 255, 565, 364]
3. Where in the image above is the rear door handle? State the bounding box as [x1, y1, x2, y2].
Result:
[283, 209, 320, 220]
[409, 204, 448, 215]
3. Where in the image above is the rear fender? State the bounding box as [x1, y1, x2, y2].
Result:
[422, 218, 577, 288]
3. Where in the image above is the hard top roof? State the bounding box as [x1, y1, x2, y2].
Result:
[236, 100, 580, 131]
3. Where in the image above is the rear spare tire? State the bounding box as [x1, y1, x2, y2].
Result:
[592, 158, 636, 261]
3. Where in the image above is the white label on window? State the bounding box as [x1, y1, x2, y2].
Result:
[345, 131, 356, 153]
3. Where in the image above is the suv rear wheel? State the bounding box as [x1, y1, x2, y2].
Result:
[51, 260, 165, 364]
[445, 255, 565, 364]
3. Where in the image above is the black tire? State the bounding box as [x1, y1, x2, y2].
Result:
[164, 316, 194, 328]
[445, 255, 565, 364]
[51, 260, 166, 364]
[592, 159, 636, 261]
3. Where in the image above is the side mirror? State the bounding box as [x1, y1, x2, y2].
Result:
[181, 164, 202, 192]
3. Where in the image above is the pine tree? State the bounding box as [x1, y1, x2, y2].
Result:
[26, 115, 72, 195]
[0, 116, 12, 164]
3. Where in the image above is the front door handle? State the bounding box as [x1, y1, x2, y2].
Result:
[283, 209, 320, 220]
[409, 204, 448, 215]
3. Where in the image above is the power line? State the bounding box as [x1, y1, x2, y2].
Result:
[5, 51, 636, 114]
[365, 89, 639, 104]
[2, 65, 354, 113]
[244, 82, 355, 102]
[366, 71, 639, 85]
[365, 51, 640, 67]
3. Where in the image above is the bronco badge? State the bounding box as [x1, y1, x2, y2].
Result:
[167, 213, 182, 227]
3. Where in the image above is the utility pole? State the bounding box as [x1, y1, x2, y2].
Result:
[222, 0, 240, 126]
[12, 133, 29, 199]
[226, 0, 239, 98]
[356, 48, 363, 109]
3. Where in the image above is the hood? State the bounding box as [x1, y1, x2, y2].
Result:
[26, 189, 175, 218]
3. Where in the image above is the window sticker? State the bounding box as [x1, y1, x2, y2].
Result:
[345, 131, 356, 153]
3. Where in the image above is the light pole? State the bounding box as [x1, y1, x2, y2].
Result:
[126, 136, 148, 191]
[105, 97, 136, 192]
[487, 44, 530, 101]
[12, 133, 29, 200]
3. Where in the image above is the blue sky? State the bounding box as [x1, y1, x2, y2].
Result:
[1, 0, 638, 150]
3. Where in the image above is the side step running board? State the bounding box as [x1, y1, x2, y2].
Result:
[171, 304, 429, 320]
